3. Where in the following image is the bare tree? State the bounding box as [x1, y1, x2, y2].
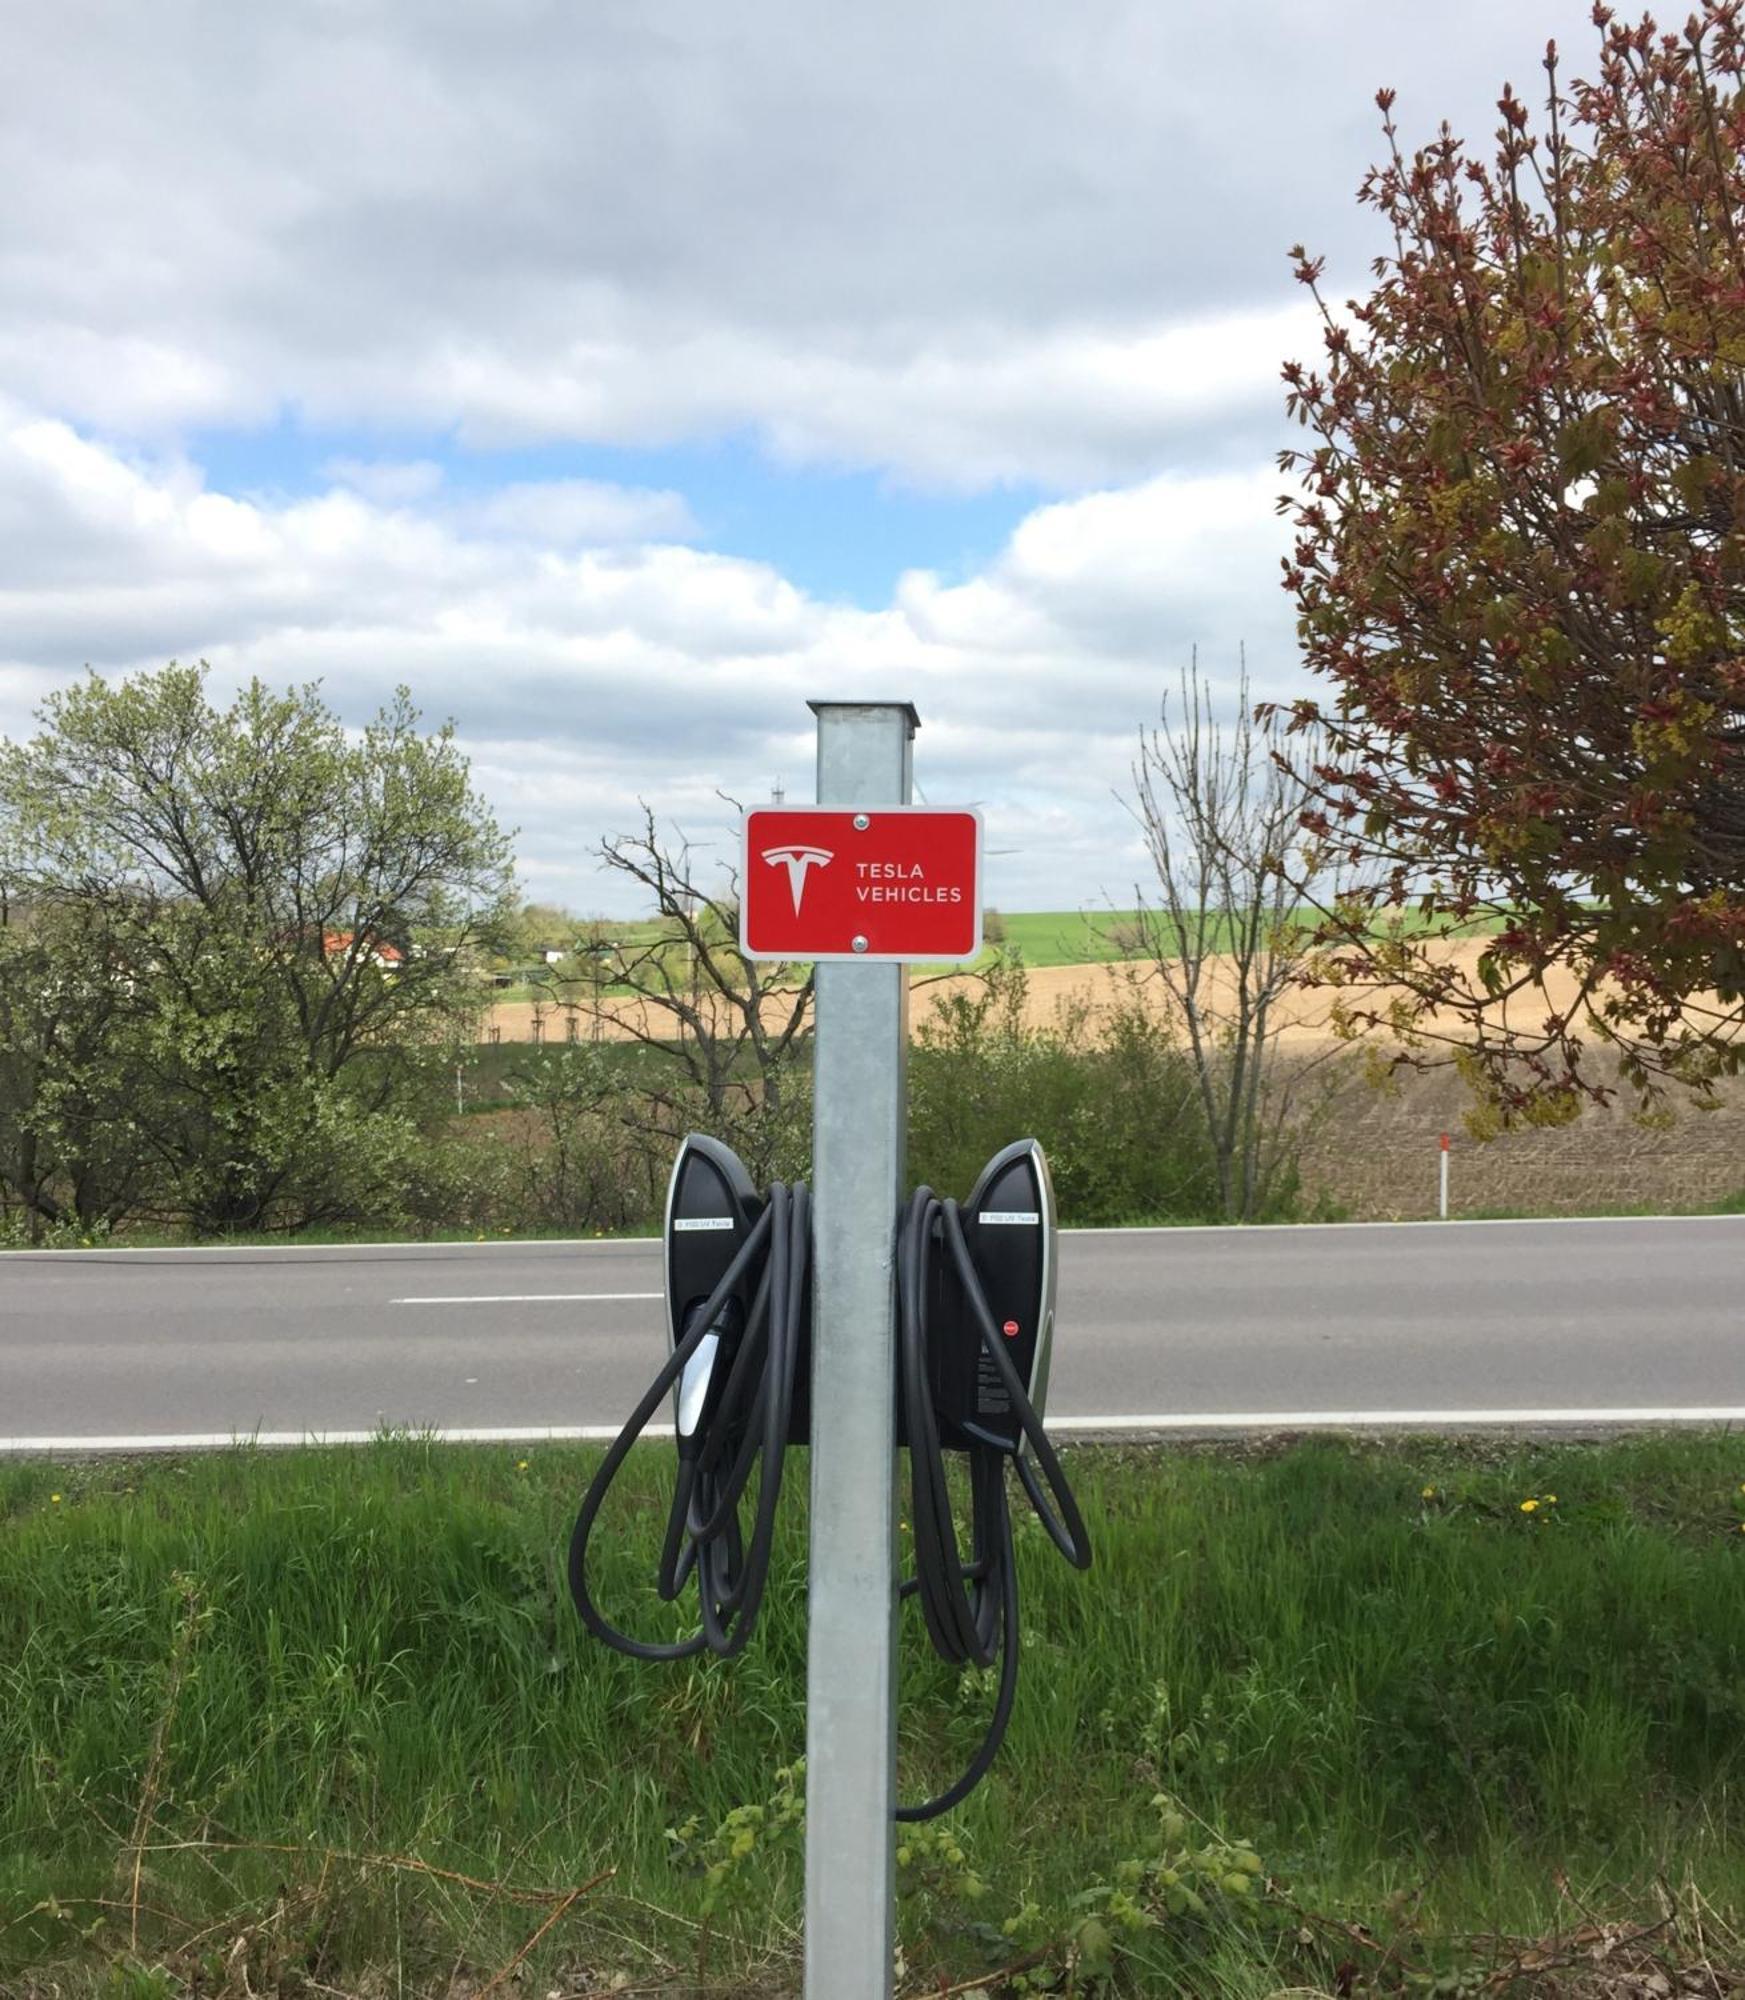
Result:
[1123, 654, 1345, 1222]
[538, 805, 814, 1179]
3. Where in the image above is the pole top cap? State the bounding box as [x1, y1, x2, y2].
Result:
[806, 699, 921, 735]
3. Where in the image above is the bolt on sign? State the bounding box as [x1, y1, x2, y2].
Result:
[740, 805, 983, 961]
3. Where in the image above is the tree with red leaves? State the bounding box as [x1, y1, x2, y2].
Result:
[1279, 1, 1745, 1118]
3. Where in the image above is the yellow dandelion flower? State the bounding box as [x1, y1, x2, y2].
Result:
[516, 1459, 529, 1471]
[1421, 1485, 1436, 1500]
[1545, 1494, 1557, 1504]
[49, 1493, 61, 1504]
[1519, 1498, 1539, 1513]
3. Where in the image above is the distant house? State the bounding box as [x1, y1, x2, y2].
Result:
[321, 931, 405, 970]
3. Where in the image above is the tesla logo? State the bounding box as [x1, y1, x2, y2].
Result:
[761, 844, 834, 914]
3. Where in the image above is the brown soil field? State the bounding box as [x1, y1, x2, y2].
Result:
[909, 941, 1610, 1050]
[483, 939, 1672, 1052]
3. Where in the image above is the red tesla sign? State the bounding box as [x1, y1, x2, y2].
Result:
[741, 806, 983, 962]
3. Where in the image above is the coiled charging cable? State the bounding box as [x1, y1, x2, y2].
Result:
[568, 1182, 810, 1662]
[568, 1177, 1090, 1818]
[895, 1186, 1092, 1820]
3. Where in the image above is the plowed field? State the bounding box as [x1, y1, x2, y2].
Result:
[484, 939, 1693, 1051]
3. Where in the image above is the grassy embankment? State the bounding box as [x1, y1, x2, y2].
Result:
[5, 1436, 1745, 1996]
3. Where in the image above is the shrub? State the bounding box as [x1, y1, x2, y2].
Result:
[908, 957, 1228, 1225]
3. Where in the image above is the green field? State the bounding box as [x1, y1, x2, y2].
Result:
[5, 1436, 1745, 1996]
[483, 904, 1513, 999]
[971, 905, 1508, 971]
[980, 908, 1145, 967]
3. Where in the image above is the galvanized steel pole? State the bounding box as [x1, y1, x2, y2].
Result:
[803, 699, 916, 2000]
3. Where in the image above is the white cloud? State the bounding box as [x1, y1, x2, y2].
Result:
[324, 302, 1319, 491]
[0, 401, 1296, 913]
[0, 0, 1601, 489]
[461, 479, 697, 546]
[324, 458, 446, 506]
[320, 459, 699, 544]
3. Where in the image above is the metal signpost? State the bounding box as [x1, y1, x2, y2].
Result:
[743, 702, 978, 1998]
[803, 703, 907, 2000]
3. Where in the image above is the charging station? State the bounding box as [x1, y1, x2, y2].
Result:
[566, 701, 1090, 2000]
[920, 1139, 1056, 1455]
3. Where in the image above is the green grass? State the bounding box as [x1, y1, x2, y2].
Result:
[981, 909, 1146, 967]
[0, 1219, 659, 1251]
[4, 1437, 1745, 1995]
[931, 903, 1510, 973]
[1459, 1196, 1745, 1221]
[911, 905, 1196, 969]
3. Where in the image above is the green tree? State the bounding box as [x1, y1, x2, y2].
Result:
[1280, 2, 1745, 1112]
[500, 899, 582, 968]
[0, 664, 513, 1233]
[0, 895, 144, 1236]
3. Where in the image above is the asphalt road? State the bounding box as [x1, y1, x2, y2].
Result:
[2, 1216, 1741, 1447]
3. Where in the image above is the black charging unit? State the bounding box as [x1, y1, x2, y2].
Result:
[919, 1139, 1055, 1453]
[665, 1134, 765, 1443]
[568, 1133, 1089, 1817]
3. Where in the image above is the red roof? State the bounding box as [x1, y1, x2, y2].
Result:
[321, 931, 404, 965]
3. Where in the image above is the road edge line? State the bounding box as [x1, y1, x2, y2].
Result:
[5, 1406, 1745, 1454]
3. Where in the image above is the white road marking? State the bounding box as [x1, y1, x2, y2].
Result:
[1066, 1213, 1745, 1236]
[390, 1292, 662, 1305]
[5, 1405, 1744, 1455]
[0, 1238, 662, 1257]
[1045, 1407, 1745, 1431]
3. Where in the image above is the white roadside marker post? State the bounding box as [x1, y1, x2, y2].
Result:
[803, 699, 915, 2000]
[1439, 1131, 1450, 1220]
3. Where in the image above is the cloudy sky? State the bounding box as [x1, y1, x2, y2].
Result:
[0, 0, 1599, 915]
